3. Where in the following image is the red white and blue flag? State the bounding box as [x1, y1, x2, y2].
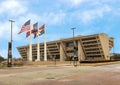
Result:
[38, 24, 45, 35]
[34, 24, 45, 38]
[26, 30, 34, 37]
[26, 22, 38, 37]
[18, 20, 30, 34]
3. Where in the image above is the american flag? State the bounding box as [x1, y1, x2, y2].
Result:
[18, 20, 30, 34]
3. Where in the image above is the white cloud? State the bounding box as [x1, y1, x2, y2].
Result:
[59, 0, 112, 24]
[38, 12, 66, 25]
[69, 0, 83, 6]
[60, 0, 83, 7]
[0, 0, 27, 16]
[0, 22, 10, 40]
[74, 5, 111, 24]
[17, 11, 66, 27]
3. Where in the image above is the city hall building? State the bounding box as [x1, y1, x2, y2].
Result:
[17, 33, 114, 61]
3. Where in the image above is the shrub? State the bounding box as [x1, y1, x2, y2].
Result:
[0, 55, 5, 63]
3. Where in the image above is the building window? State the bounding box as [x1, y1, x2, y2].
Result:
[66, 42, 73, 47]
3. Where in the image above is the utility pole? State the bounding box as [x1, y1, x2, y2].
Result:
[71, 28, 77, 67]
[7, 20, 15, 67]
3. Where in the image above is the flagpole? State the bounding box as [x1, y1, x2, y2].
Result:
[44, 26, 47, 61]
[37, 30, 40, 61]
[29, 20, 32, 61]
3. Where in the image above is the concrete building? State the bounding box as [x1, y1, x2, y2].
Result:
[17, 33, 114, 61]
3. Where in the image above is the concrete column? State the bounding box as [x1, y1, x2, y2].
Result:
[78, 40, 85, 61]
[26, 46, 29, 61]
[60, 44, 65, 62]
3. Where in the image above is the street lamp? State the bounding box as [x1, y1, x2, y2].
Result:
[71, 28, 77, 67]
[9, 20, 15, 42]
[7, 20, 15, 67]
[71, 28, 75, 45]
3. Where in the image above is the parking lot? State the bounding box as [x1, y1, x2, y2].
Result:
[0, 63, 120, 85]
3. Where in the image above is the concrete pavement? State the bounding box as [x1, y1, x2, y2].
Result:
[0, 63, 120, 85]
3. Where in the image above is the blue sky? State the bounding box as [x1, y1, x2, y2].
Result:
[0, 0, 120, 58]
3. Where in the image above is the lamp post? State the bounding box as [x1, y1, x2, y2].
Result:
[71, 28, 77, 66]
[9, 20, 15, 43]
[7, 20, 15, 67]
[71, 28, 75, 45]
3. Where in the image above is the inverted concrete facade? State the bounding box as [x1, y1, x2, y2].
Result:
[17, 33, 114, 61]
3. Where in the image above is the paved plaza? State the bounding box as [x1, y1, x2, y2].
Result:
[0, 63, 120, 85]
